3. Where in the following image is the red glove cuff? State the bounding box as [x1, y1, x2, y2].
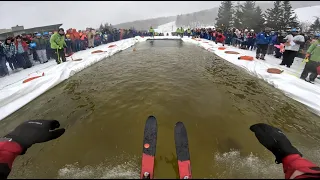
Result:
[0, 141, 22, 168]
[282, 154, 320, 179]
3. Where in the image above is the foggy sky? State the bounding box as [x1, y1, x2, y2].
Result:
[0, 1, 221, 30]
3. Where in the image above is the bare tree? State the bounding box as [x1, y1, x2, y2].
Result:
[299, 21, 312, 33]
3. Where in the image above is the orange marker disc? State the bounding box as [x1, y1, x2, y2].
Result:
[144, 143, 150, 148]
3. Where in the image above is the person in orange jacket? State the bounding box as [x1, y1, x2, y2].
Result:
[66, 29, 74, 53]
[72, 29, 80, 52]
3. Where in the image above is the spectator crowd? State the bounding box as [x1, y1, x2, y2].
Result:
[1, 24, 319, 84]
[173, 26, 320, 84]
[0, 27, 149, 77]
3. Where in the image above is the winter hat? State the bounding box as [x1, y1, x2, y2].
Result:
[291, 28, 298, 32]
[43, 32, 49, 35]
[16, 35, 22, 39]
[36, 33, 41, 36]
[59, 28, 64, 32]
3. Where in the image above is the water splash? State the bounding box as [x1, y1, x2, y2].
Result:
[213, 150, 283, 179]
[57, 161, 139, 179]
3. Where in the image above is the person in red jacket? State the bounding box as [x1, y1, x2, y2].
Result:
[14, 35, 32, 69]
[215, 30, 226, 46]
[0, 120, 319, 179]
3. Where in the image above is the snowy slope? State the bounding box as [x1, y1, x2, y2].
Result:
[157, 21, 177, 34]
[295, 5, 320, 23]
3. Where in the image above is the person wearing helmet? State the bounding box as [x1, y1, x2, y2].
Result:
[255, 27, 272, 60]
[280, 28, 305, 68]
[14, 35, 32, 69]
[50, 28, 67, 64]
[43, 32, 52, 60]
[300, 33, 320, 84]
[32, 33, 48, 64]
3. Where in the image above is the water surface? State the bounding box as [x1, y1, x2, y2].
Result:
[1, 40, 320, 179]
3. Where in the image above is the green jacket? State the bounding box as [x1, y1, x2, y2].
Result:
[33, 38, 48, 50]
[50, 33, 67, 49]
[180, 28, 184, 33]
[187, 29, 191, 33]
[307, 40, 320, 62]
[176, 28, 180, 33]
[149, 28, 154, 33]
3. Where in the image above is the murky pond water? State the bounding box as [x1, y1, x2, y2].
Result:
[1, 40, 320, 179]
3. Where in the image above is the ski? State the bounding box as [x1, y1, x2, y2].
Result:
[140, 116, 158, 179]
[174, 122, 192, 179]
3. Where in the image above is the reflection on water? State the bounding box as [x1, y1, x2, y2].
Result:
[1, 40, 320, 179]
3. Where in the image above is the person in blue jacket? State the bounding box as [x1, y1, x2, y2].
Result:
[255, 27, 272, 60]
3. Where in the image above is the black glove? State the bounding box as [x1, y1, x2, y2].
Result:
[4, 120, 65, 155]
[250, 123, 302, 164]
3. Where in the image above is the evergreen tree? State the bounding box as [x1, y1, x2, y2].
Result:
[265, 1, 283, 30]
[233, 1, 243, 29]
[310, 17, 320, 31]
[253, 6, 265, 32]
[215, 1, 233, 30]
[241, 1, 256, 29]
[281, 1, 299, 30]
[289, 14, 300, 29]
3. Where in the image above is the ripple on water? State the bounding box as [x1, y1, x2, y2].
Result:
[58, 161, 139, 179]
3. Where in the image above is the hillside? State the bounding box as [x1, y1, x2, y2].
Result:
[114, 1, 320, 30]
[113, 16, 176, 30]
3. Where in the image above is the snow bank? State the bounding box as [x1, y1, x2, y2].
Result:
[0, 37, 146, 121]
[182, 37, 320, 116]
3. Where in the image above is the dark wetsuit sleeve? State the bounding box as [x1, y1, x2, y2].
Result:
[282, 154, 320, 179]
[0, 141, 22, 179]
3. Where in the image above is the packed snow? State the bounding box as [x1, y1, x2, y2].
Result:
[1, 36, 320, 121]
